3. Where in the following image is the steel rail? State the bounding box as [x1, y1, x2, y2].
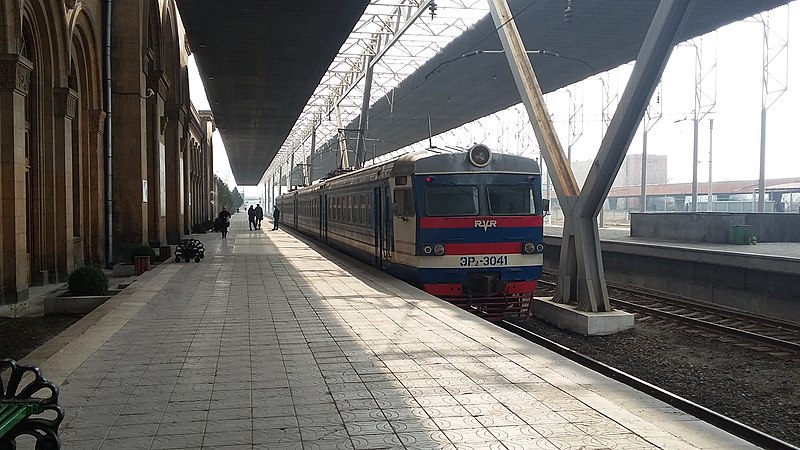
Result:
[611, 297, 800, 354]
[537, 279, 800, 353]
[604, 280, 800, 333]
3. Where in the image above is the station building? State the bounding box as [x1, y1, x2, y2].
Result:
[0, 0, 214, 303]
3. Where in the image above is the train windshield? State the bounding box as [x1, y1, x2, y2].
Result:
[426, 185, 479, 216]
[488, 186, 536, 215]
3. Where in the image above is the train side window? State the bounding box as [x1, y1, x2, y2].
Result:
[393, 188, 415, 217]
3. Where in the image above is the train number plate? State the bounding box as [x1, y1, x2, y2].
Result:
[459, 255, 509, 267]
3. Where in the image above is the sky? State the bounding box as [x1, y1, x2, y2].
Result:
[189, 3, 798, 196]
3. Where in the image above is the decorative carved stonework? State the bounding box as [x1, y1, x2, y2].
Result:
[53, 87, 78, 119]
[0, 55, 33, 94]
[65, 0, 77, 9]
[146, 69, 171, 96]
[89, 109, 107, 135]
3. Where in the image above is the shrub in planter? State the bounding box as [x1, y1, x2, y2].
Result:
[68, 266, 109, 296]
[192, 223, 207, 234]
[130, 245, 156, 264]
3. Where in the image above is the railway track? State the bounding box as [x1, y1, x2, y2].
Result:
[536, 275, 800, 356]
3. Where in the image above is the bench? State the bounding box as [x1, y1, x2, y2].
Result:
[0, 358, 63, 449]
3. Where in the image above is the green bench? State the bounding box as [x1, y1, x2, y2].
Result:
[0, 358, 63, 449]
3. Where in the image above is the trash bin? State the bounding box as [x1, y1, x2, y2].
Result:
[134, 255, 151, 275]
[731, 225, 752, 245]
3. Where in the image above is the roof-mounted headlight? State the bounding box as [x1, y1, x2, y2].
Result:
[468, 144, 492, 167]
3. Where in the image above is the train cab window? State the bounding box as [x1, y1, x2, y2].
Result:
[488, 186, 535, 215]
[426, 185, 478, 216]
[393, 188, 415, 217]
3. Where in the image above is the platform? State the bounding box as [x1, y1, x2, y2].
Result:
[21, 214, 757, 449]
[543, 224, 800, 321]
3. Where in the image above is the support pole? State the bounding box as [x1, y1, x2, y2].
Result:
[336, 106, 349, 169]
[640, 124, 648, 212]
[758, 107, 767, 212]
[691, 117, 699, 212]
[355, 54, 374, 169]
[708, 118, 713, 211]
[309, 126, 316, 184]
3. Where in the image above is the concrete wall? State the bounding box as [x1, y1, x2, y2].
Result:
[631, 212, 800, 243]
[542, 236, 800, 323]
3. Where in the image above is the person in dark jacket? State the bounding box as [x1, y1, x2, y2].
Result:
[218, 206, 231, 239]
[272, 206, 281, 230]
[254, 204, 264, 229]
[247, 205, 256, 230]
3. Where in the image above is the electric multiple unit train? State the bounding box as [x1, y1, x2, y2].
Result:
[275, 144, 546, 319]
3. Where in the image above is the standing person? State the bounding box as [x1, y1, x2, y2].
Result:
[272, 205, 281, 230]
[254, 204, 264, 229]
[218, 206, 231, 239]
[247, 205, 256, 230]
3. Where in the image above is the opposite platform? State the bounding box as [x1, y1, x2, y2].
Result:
[24, 214, 756, 449]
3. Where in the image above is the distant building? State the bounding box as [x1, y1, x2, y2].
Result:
[571, 154, 668, 189]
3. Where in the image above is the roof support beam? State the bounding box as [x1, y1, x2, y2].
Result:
[572, 0, 696, 311]
[486, 0, 582, 305]
[489, 0, 695, 312]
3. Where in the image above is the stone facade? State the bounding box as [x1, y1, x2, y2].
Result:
[0, 0, 213, 303]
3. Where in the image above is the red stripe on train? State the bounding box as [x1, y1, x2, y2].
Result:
[419, 216, 543, 229]
[444, 242, 521, 255]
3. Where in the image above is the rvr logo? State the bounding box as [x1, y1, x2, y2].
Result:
[474, 220, 497, 231]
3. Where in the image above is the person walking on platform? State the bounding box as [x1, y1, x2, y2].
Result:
[247, 205, 257, 230]
[254, 204, 264, 229]
[272, 205, 281, 230]
[218, 206, 231, 239]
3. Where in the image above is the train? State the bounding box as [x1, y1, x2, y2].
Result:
[275, 144, 547, 320]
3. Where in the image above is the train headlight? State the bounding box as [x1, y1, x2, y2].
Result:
[423, 245, 433, 254]
[468, 144, 492, 167]
[433, 244, 445, 256]
[523, 242, 545, 254]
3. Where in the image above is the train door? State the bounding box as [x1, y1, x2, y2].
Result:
[381, 186, 393, 267]
[293, 197, 298, 228]
[373, 187, 385, 268]
[391, 181, 415, 262]
[322, 194, 329, 244]
[318, 194, 324, 241]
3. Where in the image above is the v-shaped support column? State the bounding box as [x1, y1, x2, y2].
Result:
[489, 0, 696, 312]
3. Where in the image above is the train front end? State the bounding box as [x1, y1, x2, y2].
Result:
[413, 146, 545, 320]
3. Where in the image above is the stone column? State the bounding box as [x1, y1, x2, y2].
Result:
[0, 54, 32, 303]
[87, 109, 106, 263]
[111, 0, 147, 263]
[52, 87, 77, 279]
[146, 71, 168, 247]
[164, 104, 185, 243]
